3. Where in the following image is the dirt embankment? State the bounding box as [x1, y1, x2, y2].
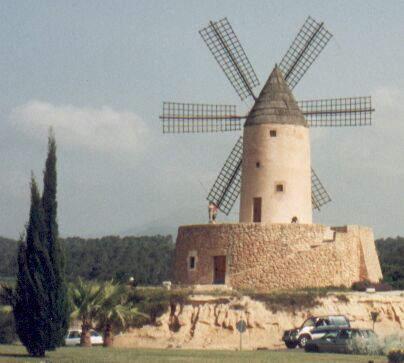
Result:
[115, 291, 404, 350]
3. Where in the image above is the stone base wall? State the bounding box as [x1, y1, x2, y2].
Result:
[172, 223, 383, 289]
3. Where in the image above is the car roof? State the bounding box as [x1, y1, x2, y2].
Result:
[312, 326, 340, 331]
[311, 315, 348, 319]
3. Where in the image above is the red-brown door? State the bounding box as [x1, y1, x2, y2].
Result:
[253, 197, 262, 222]
[213, 256, 226, 284]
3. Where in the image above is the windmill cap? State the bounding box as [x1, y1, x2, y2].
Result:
[245, 65, 306, 127]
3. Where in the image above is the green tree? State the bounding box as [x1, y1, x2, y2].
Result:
[95, 281, 144, 347]
[70, 278, 105, 347]
[42, 130, 69, 349]
[0, 286, 17, 345]
[14, 177, 52, 357]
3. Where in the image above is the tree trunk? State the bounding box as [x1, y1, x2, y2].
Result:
[103, 323, 114, 347]
[80, 321, 92, 347]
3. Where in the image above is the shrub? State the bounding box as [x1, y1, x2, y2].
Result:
[335, 294, 350, 303]
[129, 287, 193, 324]
[0, 311, 17, 344]
[243, 289, 324, 313]
[352, 280, 393, 292]
[348, 335, 384, 355]
[384, 335, 404, 356]
[349, 334, 404, 357]
[388, 350, 404, 363]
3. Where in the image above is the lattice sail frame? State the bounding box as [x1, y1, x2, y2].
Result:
[279, 16, 332, 90]
[160, 96, 374, 133]
[160, 102, 242, 133]
[311, 168, 332, 210]
[161, 16, 374, 215]
[207, 137, 243, 215]
[300, 96, 373, 127]
[199, 18, 260, 100]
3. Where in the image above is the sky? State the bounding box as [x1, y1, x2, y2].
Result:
[0, 0, 403, 239]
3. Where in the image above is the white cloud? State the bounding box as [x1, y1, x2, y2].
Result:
[9, 101, 149, 157]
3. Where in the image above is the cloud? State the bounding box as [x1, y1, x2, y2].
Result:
[9, 101, 149, 157]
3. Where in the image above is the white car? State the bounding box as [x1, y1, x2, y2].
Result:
[65, 329, 103, 346]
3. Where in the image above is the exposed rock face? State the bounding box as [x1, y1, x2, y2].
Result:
[114, 292, 404, 350]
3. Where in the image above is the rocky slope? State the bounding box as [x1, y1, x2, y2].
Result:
[115, 291, 404, 350]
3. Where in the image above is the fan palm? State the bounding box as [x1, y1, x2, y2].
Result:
[69, 278, 106, 347]
[96, 281, 145, 347]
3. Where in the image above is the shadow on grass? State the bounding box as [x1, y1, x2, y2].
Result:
[0, 350, 48, 359]
[0, 353, 31, 358]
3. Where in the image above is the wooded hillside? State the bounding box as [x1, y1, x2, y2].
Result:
[0, 235, 174, 285]
[375, 236, 404, 289]
[0, 235, 403, 288]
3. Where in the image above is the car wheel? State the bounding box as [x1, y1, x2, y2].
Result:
[298, 334, 311, 348]
[285, 342, 298, 349]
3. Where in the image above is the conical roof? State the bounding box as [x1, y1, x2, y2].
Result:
[244, 65, 306, 127]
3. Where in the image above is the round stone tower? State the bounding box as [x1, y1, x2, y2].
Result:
[239, 66, 312, 224]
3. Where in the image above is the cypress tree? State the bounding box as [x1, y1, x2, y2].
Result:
[14, 177, 51, 357]
[42, 130, 70, 349]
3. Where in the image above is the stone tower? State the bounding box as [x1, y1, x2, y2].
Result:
[239, 66, 312, 224]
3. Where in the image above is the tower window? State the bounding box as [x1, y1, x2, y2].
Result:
[256, 161, 260, 168]
[275, 183, 284, 192]
[189, 256, 196, 270]
[269, 130, 277, 137]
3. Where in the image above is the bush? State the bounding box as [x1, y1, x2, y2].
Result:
[348, 335, 384, 355]
[0, 311, 17, 344]
[349, 334, 404, 357]
[335, 294, 350, 303]
[388, 350, 404, 363]
[129, 288, 193, 324]
[384, 336, 404, 356]
[352, 280, 393, 292]
[243, 289, 324, 313]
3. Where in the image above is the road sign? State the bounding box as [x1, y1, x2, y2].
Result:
[236, 319, 247, 351]
[236, 320, 247, 333]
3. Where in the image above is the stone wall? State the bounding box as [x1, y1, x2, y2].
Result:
[172, 223, 382, 289]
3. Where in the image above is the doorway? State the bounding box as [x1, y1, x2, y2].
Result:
[253, 197, 262, 222]
[213, 256, 226, 284]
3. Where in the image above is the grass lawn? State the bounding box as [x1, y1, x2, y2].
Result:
[0, 345, 386, 363]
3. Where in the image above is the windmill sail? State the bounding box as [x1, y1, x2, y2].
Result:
[279, 16, 332, 90]
[160, 102, 243, 133]
[299, 96, 374, 127]
[200, 18, 260, 100]
[311, 168, 331, 210]
[207, 137, 243, 215]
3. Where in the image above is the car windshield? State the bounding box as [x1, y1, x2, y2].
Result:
[302, 318, 316, 328]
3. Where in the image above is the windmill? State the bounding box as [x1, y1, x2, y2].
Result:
[160, 16, 374, 223]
